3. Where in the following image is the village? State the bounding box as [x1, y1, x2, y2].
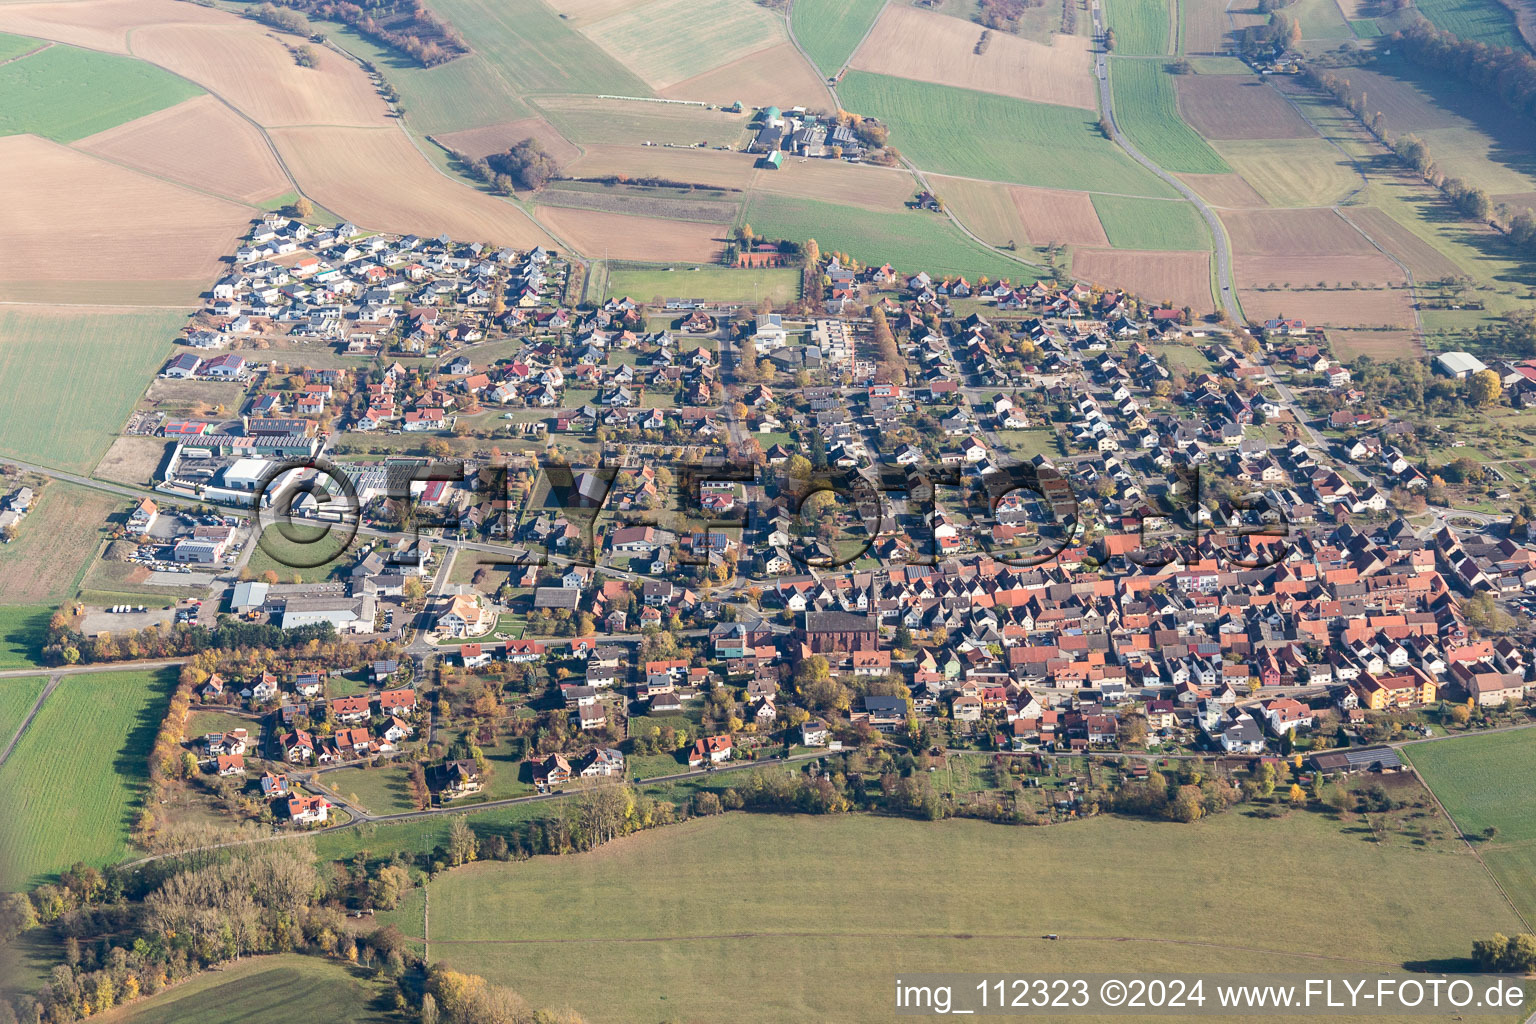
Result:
[41, 216, 1531, 835]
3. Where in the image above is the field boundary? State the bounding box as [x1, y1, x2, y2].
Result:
[0, 673, 58, 768]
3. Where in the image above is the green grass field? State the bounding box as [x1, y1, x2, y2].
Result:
[1090, 194, 1211, 249]
[1289, 0, 1354, 39]
[1350, 18, 1384, 36]
[1414, 0, 1523, 46]
[1106, 0, 1172, 54]
[322, 764, 421, 816]
[0, 606, 50, 669]
[1109, 59, 1230, 175]
[580, 0, 785, 88]
[0, 32, 41, 62]
[246, 523, 356, 584]
[838, 71, 1178, 196]
[0, 308, 183, 474]
[0, 668, 176, 888]
[100, 955, 397, 1024]
[0, 676, 46, 750]
[605, 265, 800, 303]
[0, 43, 201, 142]
[1405, 729, 1536, 841]
[740, 193, 1034, 279]
[423, 810, 1520, 1024]
[790, 0, 887, 75]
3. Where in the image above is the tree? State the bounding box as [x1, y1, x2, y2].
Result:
[291, 196, 314, 220]
[1449, 703, 1472, 726]
[487, 137, 560, 190]
[446, 815, 477, 867]
[1288, 783, 1306, 803]
[420, 993, 439, 1024]
[1469, 369, 1502, 407]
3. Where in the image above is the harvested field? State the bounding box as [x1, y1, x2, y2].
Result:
[1174, 75, 1314, 139]
[269, 126, 558, 249]
[74, 94, 290, 204]
[1181, 0, 1267, 53]
[433, 116, 581, 166]
[1329, 328, 1421, 359]
[747, 155, 916, 211]
[1238, 284, 1416, 328]
[661, 40, 833, 110]
[531, 204, 725, 261]
[930, 176, 1032, 248]
[1215, 137, 1360, 206]
[564, 143, 757, 189]
[94, 436, 172, 488]
[1177, 172, 1268, 207]
[1339, 205, 1463, 282]
[535, 186, 739, 223]
[581, 0, 786, 90]
[0, 135, 249, 305]
[1073, 248, 1214, 312]
[1221, 207, 1378, 258]
[0, 0, 226, 54]
[1014, 186, 1110, 246]
[534, 94, 751, 147]
[129, 23, 387, 128]
[848, 5, 1096, 110]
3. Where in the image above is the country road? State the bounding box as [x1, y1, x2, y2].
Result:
[1090, 4, 1242, 323]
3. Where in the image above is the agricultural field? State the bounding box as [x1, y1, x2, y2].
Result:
[661, 40, 834, 110]
[75, 95, 291, 205]
[1089, 194, 1210, 250]
[1181, 0, 1267, 53]
[1072, 247, 1215, 311]
[1414, 0, 1523, 45]
[0, 307, 184, 473]
[605, 265, 800, 303]
[1406, 729, 1536, 842]
[1214, 137, 1362, 207]
[536, 183, 740, 223]
[532, 94, 751, 147]
[0, 135, 250, 305]
[848, 4, 1096, 110]
[531, 203, 726, 261]
[423, 810, 1519, 1024]
[93, 955, 398, 1024]
[432, 115, 582, 165]
[0, 678, 46, 752]
[0, 668, 177, 888]
[0, 608, 50, 671]
[790, 0, 887, 76]
[0, 41, 200, 142]
[0, 31, 41, 61]
[270, 125, 559, 249]
[1174, 74, 1315, 139]
[1289, 0, 1354, 39]
[1339, 205, 1464, 281]
[563, 142, 757, 190]
[839, 71, 1177, 196]
[748, 154, 919, 211]
[1104, 0, 1172, 54]
[580, 0, 786, 90]
[0, 0, 229, 55]
[1109, 58, 1230, 175]
[408, 0, 651, 99]
[930, 177, 1037, 248]
[741, 193, 1034, 279]
[0, 483, 122, 606]
[1176, 171, 1269, 208]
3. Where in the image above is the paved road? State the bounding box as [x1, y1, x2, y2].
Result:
[1091, 7, 1241, 323]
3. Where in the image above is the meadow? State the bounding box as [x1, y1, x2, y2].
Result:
[0, 668, 177, 888]
[1109, 58, 1230, 175]
[1105, 0, 1172, 54]
[0, 483, 122, 606]
[423, 809, 1519, 1023]
[1413, 0, 1523, 46]
[838, 71, 1178, 196]
[789, 0, 886, 76]
[1090, 194, 1210, 250]
[0, 42, 201, 142]
[322, 764, 420, 816]
[0, 676, 46, 753]
[247, 523, 356, 583]
[96, 955, 396, 1024]
[740, 193, 1034, 279]
[1405, 728, 1536, 841]
[605, 265, 800, 304]
[0, 606, 51, 670]
[0, 308, 184, 474]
